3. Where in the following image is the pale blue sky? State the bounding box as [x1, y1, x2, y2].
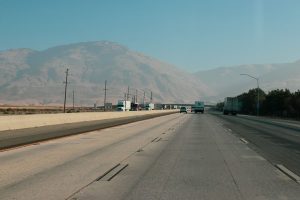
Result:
[1, 0, 300, 71]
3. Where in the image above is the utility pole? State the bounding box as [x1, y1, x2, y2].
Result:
[135, 89, 138, 103]
[124, 93, 127, 111]
[127, 86, 130, 101]
[143, 91, 145, 106]
[104, 80, 107, 111]
[72, 89, 75, 111]
[150, 91, 153, 103]
[63, 68, 69, 113]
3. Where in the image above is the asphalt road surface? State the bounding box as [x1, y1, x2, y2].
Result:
[213, 113, 300, 176]
[1, 113, 300, 200]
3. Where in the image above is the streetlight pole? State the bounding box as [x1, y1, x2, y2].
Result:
[240, 74, 260, 116]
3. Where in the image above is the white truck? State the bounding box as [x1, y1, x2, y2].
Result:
[193, 101, 205, 113]
[223, 97, 239, 115]
[145, 103, 154, 110]
[117, 100, 131, 111]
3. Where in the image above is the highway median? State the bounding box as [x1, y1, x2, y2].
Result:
[0, 110, 177, 150]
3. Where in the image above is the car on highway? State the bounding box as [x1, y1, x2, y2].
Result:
[180, 107, 187, 113]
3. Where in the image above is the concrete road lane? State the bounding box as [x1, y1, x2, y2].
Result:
[72, 114, 300, 200]
[0, 113, 187, 200]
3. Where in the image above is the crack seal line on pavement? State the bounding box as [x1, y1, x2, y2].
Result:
[97, 164, 129, 181]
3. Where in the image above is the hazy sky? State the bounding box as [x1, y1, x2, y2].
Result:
[1, 0, 300, 71]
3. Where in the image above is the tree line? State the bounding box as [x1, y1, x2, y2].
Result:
[216, 88, 300, 119]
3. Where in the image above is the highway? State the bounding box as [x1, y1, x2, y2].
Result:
[1, 113, 300, 200]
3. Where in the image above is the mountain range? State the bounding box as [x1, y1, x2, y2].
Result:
[0, 41, 299, 105]
[195, 61, 300, 101]
[0, 41, 211, 105]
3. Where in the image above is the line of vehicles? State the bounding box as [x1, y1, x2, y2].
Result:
[178, 97, 241, 116]
[116, 100, 206, 113]
[116, 100, 156, 111]
[180, 101, 205, 114]
[116, 97, 240, 116]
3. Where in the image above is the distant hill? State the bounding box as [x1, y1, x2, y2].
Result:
[1, 41, 299, 106]
[194, 61, 300, 102]
[0, 41, 213, 105]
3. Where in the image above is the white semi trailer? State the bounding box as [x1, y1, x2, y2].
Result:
[223, 97, 239, 115]
[117, 100, 131, 111]
[145, 103, 154, 110]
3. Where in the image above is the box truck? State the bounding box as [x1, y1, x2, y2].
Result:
[130, 102, 141, 111]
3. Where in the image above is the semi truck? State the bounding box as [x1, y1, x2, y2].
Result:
[223, 97, 239, 115]
[117, 100, 131, 111]
[145, 102, 154, 110]
[193, 101, 205, 113]
[130, 102, 142, 111]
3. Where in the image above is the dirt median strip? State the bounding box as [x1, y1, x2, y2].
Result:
[0, 111, 177, 150]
